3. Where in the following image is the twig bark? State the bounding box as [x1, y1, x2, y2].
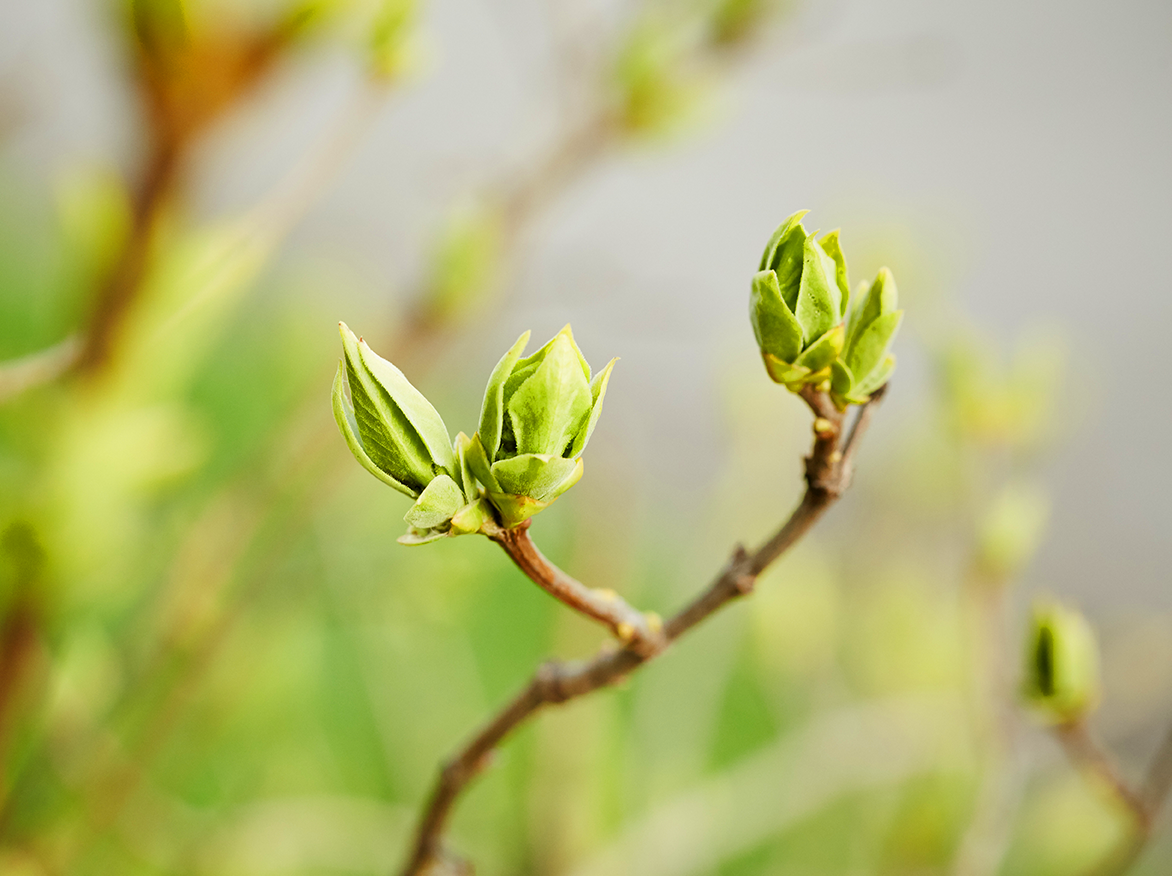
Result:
[75, 25, 292, 376]
[399, 387, 881, 875]
[1068, 712, 1172, 876]
[1056, 721, 1150, 830]
[491, 524, 665, 656]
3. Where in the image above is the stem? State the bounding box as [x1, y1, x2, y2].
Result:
[1056, 722, 1149, 830]
[1073, 711, 1172, 876]
[492, 525, 665, 656]
[400, 389, 878, 875]
[75, 137, 180, 376]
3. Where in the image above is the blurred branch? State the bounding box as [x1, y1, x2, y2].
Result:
[0, 524, 47, 816]
[0, 71, 398, 868]
[1056, 721, 1149, 827]
[400, 389, 884, 875]
[1068, 714, 1172, 876]
[75, 12, 298, 376]
[0, 337, 81, 403]
[949, 572, 1023, 876]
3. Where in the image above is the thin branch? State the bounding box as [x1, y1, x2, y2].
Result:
[491, 524, 665, 655]
[1053, 720, 1152, 876]
[1142, 715, 1172, 818]
[1074, 711, 1172, 876]
[75, 24, 293, 376]
[1057, 723, 1149, 826]
[0, 337, 80, 403]
[400, 389, 883, 875]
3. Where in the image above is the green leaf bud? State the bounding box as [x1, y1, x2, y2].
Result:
[369, 0, 420, 80]
[473, 326, 613, 526]
[752, 210, 856, 392]
[334, 324, 485, 544]
[1022, 601, 1100, 724]
[832, 267, 903, 406]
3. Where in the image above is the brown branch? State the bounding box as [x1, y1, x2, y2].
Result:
[1056, 721, 1150, 831]
[1142, 716, 1172, 818]
[1072, 711, 1172, 876]
[1057, 720, 1152, 876]
[75, 24, 293, 376]
[75, 138, 180, 375]
[491, 524, 665, 656]
[399, 388, 880, 875]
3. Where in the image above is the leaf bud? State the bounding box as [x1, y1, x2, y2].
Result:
[975, 482, 1050, 580]
[1022, 601, 1100, 724]
[332, 323, 484, 544]
[831, 267, 903, 407]
[750, 210, 849, 390]
[469, 326, 614, 527]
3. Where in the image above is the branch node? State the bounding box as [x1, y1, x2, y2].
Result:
[535, 661, 573, 704]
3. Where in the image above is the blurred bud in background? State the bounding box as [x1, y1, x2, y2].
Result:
[938, 330, 1066, 451]
[611, 17, 705, 137]
[974, 481, 1050, 581]
[1023, 601, 1100, 725]
[423, 200, 504, 324]
[707, 0, 776, 47]
[368, 0, 421, 80]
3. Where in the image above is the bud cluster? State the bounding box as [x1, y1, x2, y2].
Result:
[750, 210, 902, 406]
[333, 323, 612, 543]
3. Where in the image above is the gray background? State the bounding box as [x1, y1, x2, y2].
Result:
[3, 0, 1170, 610]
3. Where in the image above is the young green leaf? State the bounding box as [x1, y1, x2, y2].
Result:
[750, 270, 804, 364]
[491, 454, 581, 502]
[794, 236, 841, 344]
[332, 364, 417, 497]
[794, 324, 845, 373]
[568, 358, 616, 458]
[479, 330, 531, 459]
[818, 229, 851, 318]
[845, 310, 903, 388]
[404, 475, 466, 529]
[507, 333, 593, 457]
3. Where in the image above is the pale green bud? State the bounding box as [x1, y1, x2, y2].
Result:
[831, 267, 903, 406]
[976, 483, 1050, 580]
[369, 0, 419, 80]
[332, 323, 485, 544]
[1022, 602, 1100, 724]
[708, 0, 768, 46]
[613, 20, 699, 136]
[751, 210, 849, 390]
[471, 326, 614, 527]
[426, 201, 503, 321]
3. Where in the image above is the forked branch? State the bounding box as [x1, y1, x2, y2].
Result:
[492, 525, 666, 656]
[400, 388, 882, 875]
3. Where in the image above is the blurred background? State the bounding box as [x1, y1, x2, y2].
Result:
[0, 0, 1170, 873]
